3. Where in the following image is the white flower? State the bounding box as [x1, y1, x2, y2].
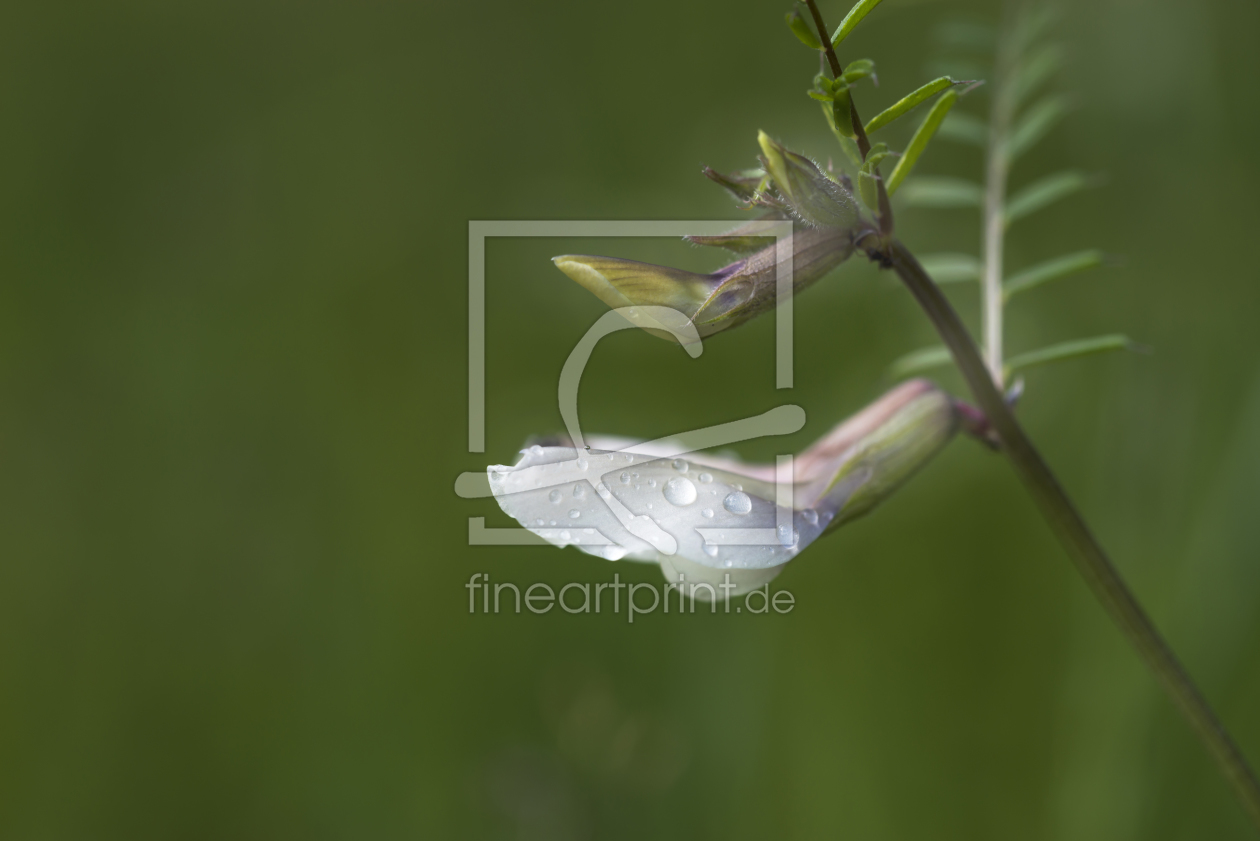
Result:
[487, 379, 959, 598]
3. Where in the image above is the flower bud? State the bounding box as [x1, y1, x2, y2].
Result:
[756, 131, 861, 228]
[553, 224, 855, 344]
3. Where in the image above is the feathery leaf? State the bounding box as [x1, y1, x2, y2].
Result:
[1007, 94, 1070, 160]
[1006, 334, 1135, 373]
[919, 253, 982, 283]
[887, 90, 958, 195]
[831, 0, 888, 49]
[1005, 170, 1095, 225]
[898, 176, 983, 208]
[889, 345, 954, 379]
[1004, 249, 1106, 299]
[865, 77, 964, 134]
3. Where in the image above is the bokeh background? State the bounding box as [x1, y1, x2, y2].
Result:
[2, 0, 1259, 837]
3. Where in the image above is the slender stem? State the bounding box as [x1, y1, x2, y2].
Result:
[803, 0, 892, 232]
[981, 17, 1017, 387]
[886, 239, 1260, 829]
[803, 0, 872, 157]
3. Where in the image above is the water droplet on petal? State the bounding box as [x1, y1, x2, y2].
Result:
[576, 457, 588, 470]
[548, 489, 563, 504]
[573, 485, 585, 500]
[732, 483, 743, 492]
[703, 544, 719, 558]
[560, 530, 571, 541]
[624, 453, 634, 462]
[535, 519, 545, 526]
[648, 478, 657, 488]
[777, 523, 799, 548]
[596, 483, 611, 499]
[698, 472, 713, 484]
[663, 477, 698, 506]
[549, 520, 557, 526]
[723, 492, 752, 515]
[619, 471, 631, 485]
[568, 509, 581, 519]
[701, 508, 714, 518]
[672, 459, 689, 473]
[802, 508, 818, 525]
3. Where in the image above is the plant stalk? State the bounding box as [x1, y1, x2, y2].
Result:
[886, 239, 1260, 829]
[981, 44, 1015, 387]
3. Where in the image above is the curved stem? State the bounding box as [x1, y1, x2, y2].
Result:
[887, 239, 1260, 829]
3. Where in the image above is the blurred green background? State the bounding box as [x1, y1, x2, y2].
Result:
[2, 0, 1259, 837]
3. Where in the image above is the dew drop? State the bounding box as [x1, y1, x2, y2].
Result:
[663, 476, 698, 506]
[701, 508, 714, 518]
[619, 471, 631, 485]
[573, 485, 585, 500]
[732, 483, 743, 492]
[560, 530, 571, 542]
[596, 483, 611, 499]
[576, 457, 588, 470]
[548, 489, 563, 504]
[672, 459, 689, 473]
[703, 544, 719, 558]
[624, 453, 634, 462]
[802, 508, 819, 525]
[698, 472, 713, 484]
[723, 492, 753, 515]
[535, 518, 545, 526]
[648, 478, 657, 488]
[777, 523, 799, 548]
[549, 520, 557, 526]
[568, 509, 581, 519]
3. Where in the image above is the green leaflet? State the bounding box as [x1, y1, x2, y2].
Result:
[937, 111, 988, 146]
[785, 5, 823, 49]
[841, 59, 877, 85]
[897, 176, 983, 208]
[1012, 44, 1063, 106]
[888, 345, 953, 379]
[830, 0, 887, 49]
[857, 143, 894, 212]
[1004, 250, 1106, 299]
[919, 253, 982, 283]
[865, 77, 960, 135]
[886, 90, 958, 195]
[1007, 94, 1071, 160]
[1005, 170, 1095, 225]
[1005, 334, 1135, 374]
[821, 101, 863, 165]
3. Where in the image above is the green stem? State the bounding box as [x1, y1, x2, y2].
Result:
[886, 239, 1260, 829]
[803, 0, 893, 233]
[980, 30, 1015, 387]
